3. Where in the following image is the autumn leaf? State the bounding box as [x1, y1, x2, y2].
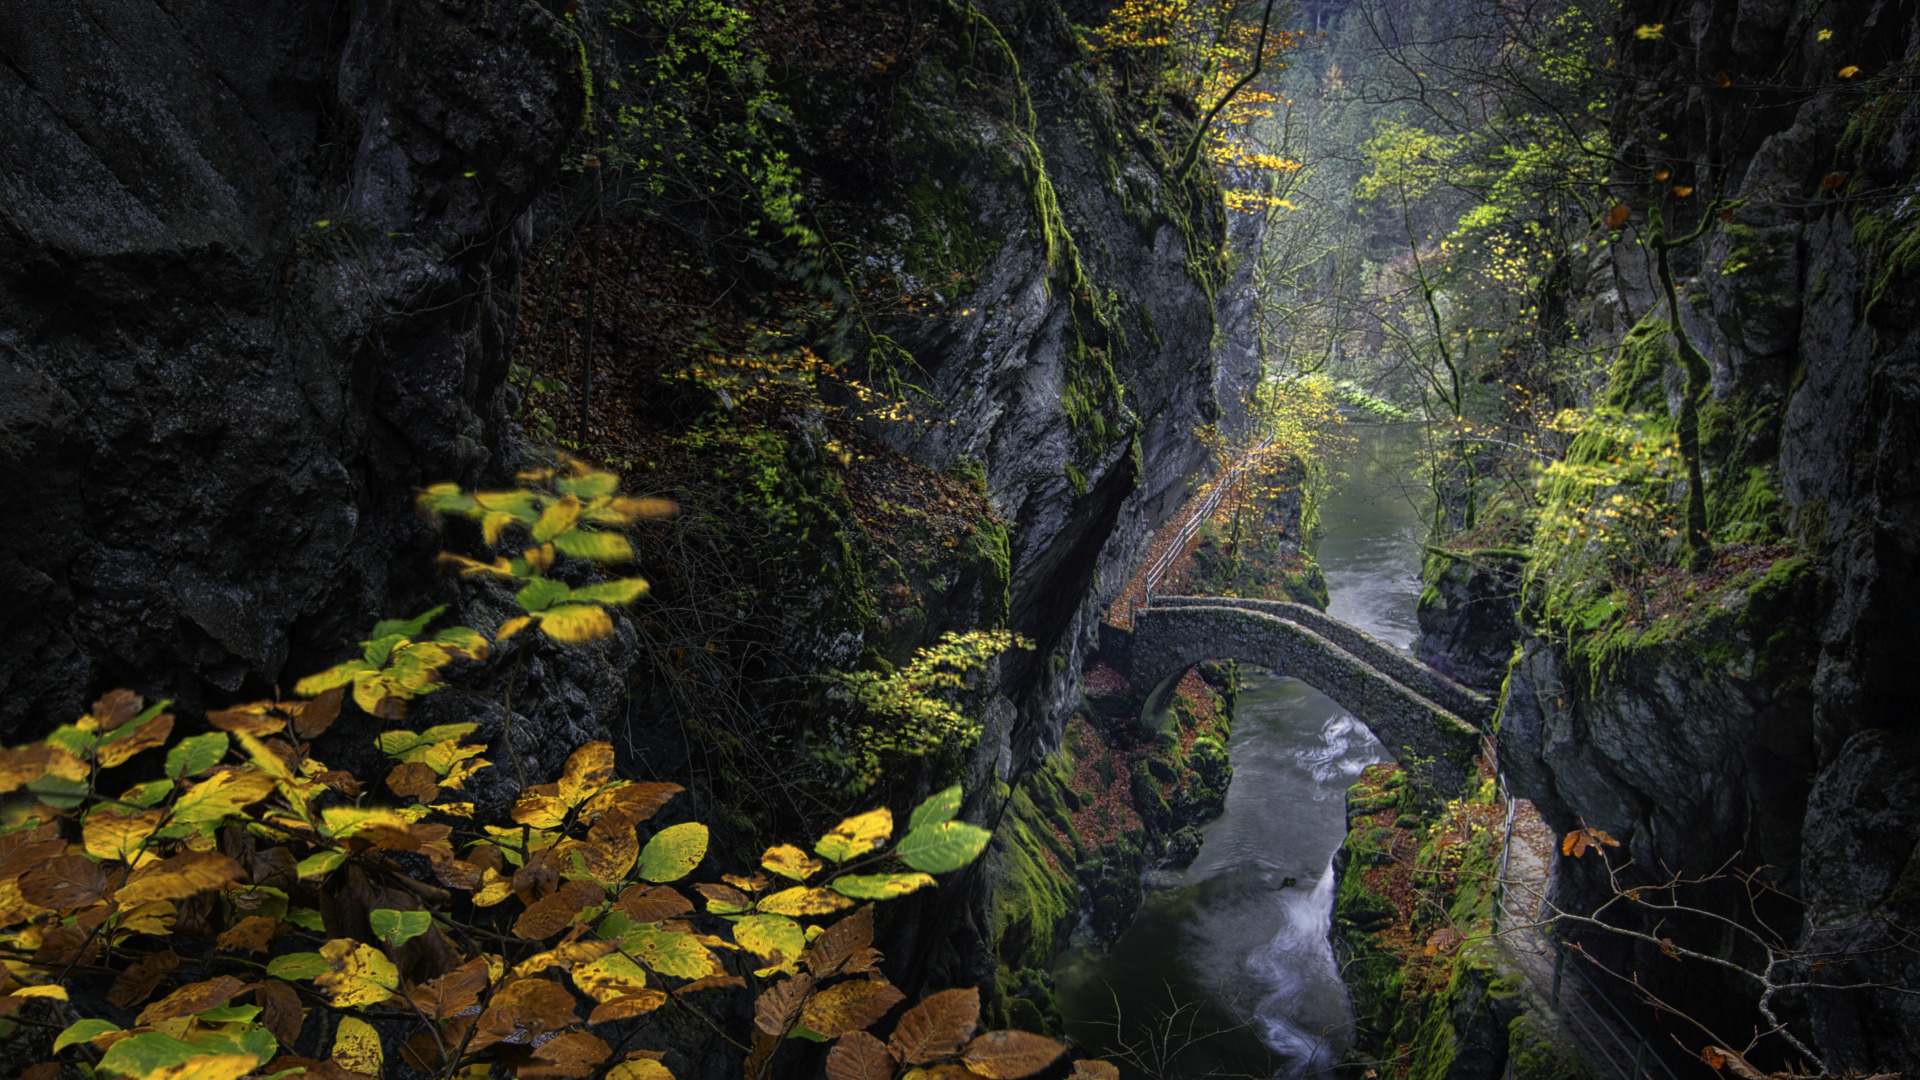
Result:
[119, 851, 245, 905]
[1839, 64, 1862, 78]
[800, 977, 906, 1039]
[96, 711, 175, 768]
[559, 741, 618, 808]
[136, 975, 246, 1025]
[962, 1030, 1068, 1079]
[759, 886, 855, 917]
[890, 987, 980, 1064]
[256, 978, 304, 1046]
[315, 938, 401, 1008]
[108, 949, 179, 1010]
[1072, 1062, 1121, 1080]
[695, 881, 751, 914]
[754, 973, 815, 1036]
[20, 855, 107, 910]
[515, 879, 604, 939]
[84, 808, 163, 864]
[1606, 203, 1630, 228]
[407, 957, 491, 1020]
[216, 915, 280, 954]
[622, 925, 721, 980]
[524, 1031, 613, 1078]
[1821, 171, 1848, 191]
[762, 843, 824, 881]
[733, 914, 806, 975]
[804, 905, 876, 978]
[828, 1030, 896, 1080]
[607, 1057, 677, 1080]
[617, 883, 694, 922]
[831, 872, 936, 900]
[333, 1016, 383, 1077]
[815, 808, 892, 862]
[1672, 184, 1695, 197]
[637, 822, 708, 882]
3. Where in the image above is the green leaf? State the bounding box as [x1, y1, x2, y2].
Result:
[266, 952, 332, 981]
[370, 606, 445, 642]
[829, 872, 937, 900]
[637, 822, 708, 883]
[620, 924, 716, 980]
[27, 774, 89, 809]
[516, 577, 573, 613]
[567, 577, 649, 605]
[909, 785, 964, 831]
[96, 1031, 205, 1078]
[164, 733, 230, 779]
[553, 530, 635, 563]
[369, 909, 434, 947]
[418, 483, 477, 518]
[895, 821, 993, 874]
[295, 850, 347, 879]
[55, 1018, 121, 1052]
[122, 779, 175, 806]
[286, 907, 326, 932]
[362, 633, 406, 668]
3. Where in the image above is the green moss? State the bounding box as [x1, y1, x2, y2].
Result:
[973, 519, 1013, 627]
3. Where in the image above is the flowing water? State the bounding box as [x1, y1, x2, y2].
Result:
[1055, 424, 1426, 1078]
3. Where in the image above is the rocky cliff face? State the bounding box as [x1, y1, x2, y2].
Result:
[0, 0, 584, 735]
[1484, 0, 1920, 1067]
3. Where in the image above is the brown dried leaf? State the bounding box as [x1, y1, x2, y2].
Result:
[585, 780, 682, 824]
[514, 878, 604, 939]
[1606, 203, 1630, 228]
[799, 976, 906, 1039]
[804, 904, 875, 977]
[0, 823, 66, 882]
[92, 689, 143, 729]
[386, 762, 441, 802]
[890, 987, 980, 1064]
[137, 974, 246, 1025]
[521, 1031, 612, 1078]
[108, 949, 179, 1009]
[617, 884, 693, 922]
[1071, 1062, 1120, 1080]
[558, 742, 617, 808]
[828, 1030, 896, 1080]
[475, 977, 579, 1047]
[587, 991, 669, 1024]
[693, 881, 751, 914]
[295, 687, 345, 739]
[216, 915, 280, 954]
[754, 973, 814, 1037]
[408, 956, 491, 1019]
[33, 922, 99, 965]
[673, 974, 747, 995]
[20, 855, 106, 910]
[962, 1031, 1067, 1079]
[257, 977, 304, 1046]
[206, 706, 286, 738]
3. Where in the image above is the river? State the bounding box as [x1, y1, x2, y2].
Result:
[1055, 423, 1427, 1078]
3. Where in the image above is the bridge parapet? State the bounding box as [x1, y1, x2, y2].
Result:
[1127, 605, 1482, 796]
[1150, 596, 1494, 726]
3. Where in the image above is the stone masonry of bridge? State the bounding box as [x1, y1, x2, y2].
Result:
[1121, 598, 1487, 796]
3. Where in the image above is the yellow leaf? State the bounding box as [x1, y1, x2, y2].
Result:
[540, 603, 615, 642]
[170, 769, 276, 827]
[1634, 22, 1664, 38]
[757, 887, 855, 917]
[148, 1055, 259, 1080]
[321, 805, 414, 840]
[533, 493, 583, 543]
[9, 983, 68, 999]
[732, 915, 805, 976]
[1839, 64, 1862, 78]
[608, 1058, 676, 1080]
[621, 925, 720, 980]
[573, 952, 651, 1002]
[114, 900, 178, 938]
[473, 868, 516, 907]
[118, 852, 245, 906]
[316, 938, 400, 1008]
[1818, 28, 1834, 40]
[84, 809, 163, 863]
[815, 809, 892, 862]
[333, 1016, 383, 1076]
[637, 822, 708, 883]
[761, 844, 823, 881]
[560, 742, 618, 809]
[496, 615, 534, 642]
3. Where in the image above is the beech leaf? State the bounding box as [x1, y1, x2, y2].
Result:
[799, 977, 906, 1039]
[638, 822, 708, 882]
[895, 821, 992, 874]
[962, 1030, 1067, 1079]
[815, 808, 892, 863]
[890, 987, 980, 1064]
[828, 1030, 896, 1080]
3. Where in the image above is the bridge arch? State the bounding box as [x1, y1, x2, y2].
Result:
[1121, 597, 1488, 796]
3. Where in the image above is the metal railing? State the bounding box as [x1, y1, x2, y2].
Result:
[1130, 439, 1274, 618]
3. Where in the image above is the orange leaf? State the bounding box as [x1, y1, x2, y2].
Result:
[827, 1031, 895, 1080]
[137, 975, 247, 1025]
[522, 1031, 612, 1078]
[800, 977, 905, 1039]
[617, 884, 694, 922]
[804, 905, 875, 978]
[1715, 70, 1732, 87]
[216, 915, 281, 954]
[514, 879, 604, 939]
[1672, 185, 1695, 197]
[1606, 203, 1631, 228]
[890, 986, 980, 1064]
[962, 1030, 1068, 1079]
[1821, 171, 1848, 190]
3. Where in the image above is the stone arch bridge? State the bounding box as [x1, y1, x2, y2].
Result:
[1116, 597, 1491, 796]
